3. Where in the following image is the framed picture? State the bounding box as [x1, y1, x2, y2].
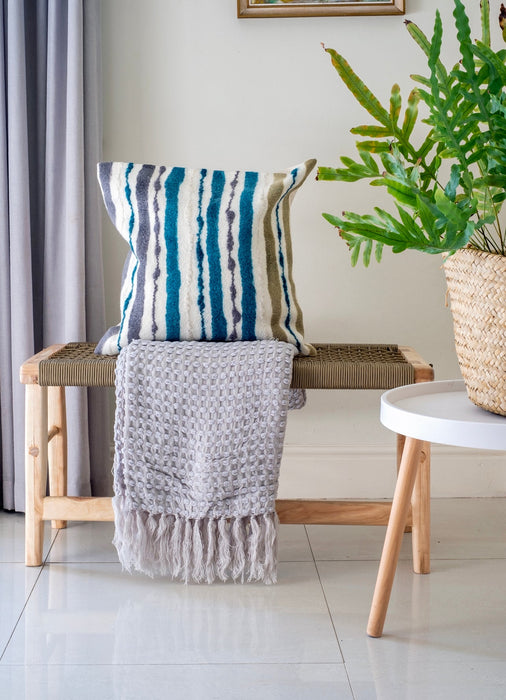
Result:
[237, 0, 405, 18]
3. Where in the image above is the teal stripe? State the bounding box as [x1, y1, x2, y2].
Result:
[239, 172, 258, 340]
[117, 162, 137, 352]
[206, 171, 227, 338]
[164, 167, 185, 338]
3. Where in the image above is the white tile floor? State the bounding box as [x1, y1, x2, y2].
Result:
[0, 499, 505, 699]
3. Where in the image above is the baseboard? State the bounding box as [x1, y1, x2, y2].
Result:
[109, 441, 506, 499]
[279, 444, 506, 499]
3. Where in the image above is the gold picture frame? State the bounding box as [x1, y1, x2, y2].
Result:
[237, 0, 405, 18]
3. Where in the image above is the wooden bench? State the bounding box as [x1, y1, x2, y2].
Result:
[20, 342, 433, 568]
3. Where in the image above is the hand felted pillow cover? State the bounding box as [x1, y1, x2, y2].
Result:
[96, 159, 316, 356]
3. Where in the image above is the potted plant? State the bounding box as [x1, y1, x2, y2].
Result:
[318, 0, 506, 416]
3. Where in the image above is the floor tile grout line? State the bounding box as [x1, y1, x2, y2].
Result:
[304, 526, 357, 700]
[0, 560, 50, 661]
[0, 528, 61, 662]
[0, 661, 349, 668]
[308, 556, 506, 564]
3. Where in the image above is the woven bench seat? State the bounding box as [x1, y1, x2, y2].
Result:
[20, 341, 433, 569]
[21, 341, 431, 388]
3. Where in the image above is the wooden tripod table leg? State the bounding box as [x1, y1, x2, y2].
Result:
[25, 384, 48, 566]
[411, 441, 430, 574]
[367, 436, 423, 638]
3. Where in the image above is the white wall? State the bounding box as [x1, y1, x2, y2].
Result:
[100, 0, 506, 498]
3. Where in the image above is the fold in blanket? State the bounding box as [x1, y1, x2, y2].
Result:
[112, 339, 305, 584]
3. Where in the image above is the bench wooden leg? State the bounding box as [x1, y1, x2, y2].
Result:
[367, 436, 423, 638]
[48, 386, 67, 529]
[411, 441, 430, 574]
[25, 384, 48, 567]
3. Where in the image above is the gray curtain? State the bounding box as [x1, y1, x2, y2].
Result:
[0, 0, 111, 511]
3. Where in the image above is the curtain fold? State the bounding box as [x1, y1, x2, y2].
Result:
[0, 0, 111, 511]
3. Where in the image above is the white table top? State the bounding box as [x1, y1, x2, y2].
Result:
[380, 380, 506, 450]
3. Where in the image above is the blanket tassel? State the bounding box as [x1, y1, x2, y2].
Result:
[113, 499, 279, 584]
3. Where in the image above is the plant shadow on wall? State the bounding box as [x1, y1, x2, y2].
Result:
[318, 0, 506, 416]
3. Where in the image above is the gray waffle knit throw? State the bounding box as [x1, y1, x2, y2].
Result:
[112, 339, 305, 584]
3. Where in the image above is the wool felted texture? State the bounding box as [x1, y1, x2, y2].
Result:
[96, 159, 316, 355]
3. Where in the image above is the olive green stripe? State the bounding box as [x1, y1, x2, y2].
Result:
[281, 184, 305, 339]
[264, 173, 289, 343]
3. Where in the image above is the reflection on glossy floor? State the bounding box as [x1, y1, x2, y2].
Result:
[0, 499, 505, 699]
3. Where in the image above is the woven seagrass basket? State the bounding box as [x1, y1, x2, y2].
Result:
[444, 247, 506, 416]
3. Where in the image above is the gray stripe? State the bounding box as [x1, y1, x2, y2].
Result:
[225, 172, 241, 340]
[97, 162, 116, 225]
[127, 165, 155, 342]
[151, 166, 166, 336]
[95, 324, 120, 354]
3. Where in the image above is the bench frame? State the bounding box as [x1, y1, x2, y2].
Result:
[20, 343, 433, 570]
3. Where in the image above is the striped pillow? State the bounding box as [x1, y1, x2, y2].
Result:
[96, 159, 316, 356]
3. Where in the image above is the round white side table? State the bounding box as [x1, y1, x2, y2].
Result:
[368, 379, 506, 638]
